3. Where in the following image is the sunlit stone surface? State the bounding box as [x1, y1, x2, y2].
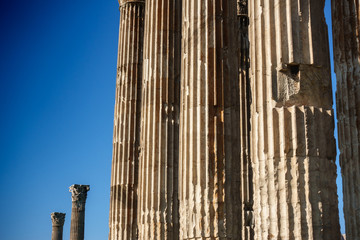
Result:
[109, 0, 345, 239]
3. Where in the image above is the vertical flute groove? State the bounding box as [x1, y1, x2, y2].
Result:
[238, 1, 254, 239]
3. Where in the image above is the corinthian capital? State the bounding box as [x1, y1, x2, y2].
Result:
[51, 212, 66, 226]
[69, 184, 90, 210]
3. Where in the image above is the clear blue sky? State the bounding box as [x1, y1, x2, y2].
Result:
[0, 0, 344, 239]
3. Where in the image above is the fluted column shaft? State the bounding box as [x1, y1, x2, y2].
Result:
[71, 206, 85, 240]
[51, 212, 65, 240]
[137, 0, 181, 239]
[109, 1, 145, 239]
[51, 224, 64, 240]
[249, 0, 340, 239]
[332, 0, 360, 238]
[70, 185, 90, 240]
[179, 1, 242, 238]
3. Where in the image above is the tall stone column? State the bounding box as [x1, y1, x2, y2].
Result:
[179, 0, 242, 238]
[332, 0, 360, 238]
[238, 1, 254, 239]
[137, 0, 181, 239]
[69, 184, 90, 240]
[248, 0, 340, 239]
[108, 1, 145, 239]
[51, 212, 65, 240]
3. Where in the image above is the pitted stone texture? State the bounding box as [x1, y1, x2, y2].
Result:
[249, 0, 340, 239]
[332, 0, 360, 239]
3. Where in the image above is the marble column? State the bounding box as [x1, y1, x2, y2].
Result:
[248, 0, 340, 239]
[179, 0, 242, 238]
[332, 0, 360, 238]
[137, 0, 181, 238]
[238, 0, 254, 239]
[51, 212, 65, 240]
[109, 1, 145, 239]
[69, 184, 90, 240]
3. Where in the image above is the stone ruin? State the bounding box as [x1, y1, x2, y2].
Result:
[108, 0, 360, 239]
[50, 184, 90, 240]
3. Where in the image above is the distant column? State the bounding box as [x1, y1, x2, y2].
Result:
[332, 0, 360, 239]
[69, 184, 90, 240]
[108, 1, 145, 239]
[51, 212, 65, 240]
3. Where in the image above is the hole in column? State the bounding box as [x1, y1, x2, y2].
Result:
[288, 64, 300, 76]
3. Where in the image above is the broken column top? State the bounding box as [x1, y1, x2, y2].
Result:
[51, 212, 66, 226]
[69, 184, 90, 203]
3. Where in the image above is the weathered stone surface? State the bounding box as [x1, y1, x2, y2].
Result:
[109, 0, 344, 239]
[69, 184, 90, 240]
[248, 0, 340, 239]
[51, 212, 65, 240]
[332, 0, 360, 239]
[136, 0, 181, 239]
[109, 1, 145, 239]
[178, 1, 242, 238]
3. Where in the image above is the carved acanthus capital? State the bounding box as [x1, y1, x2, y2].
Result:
[69, 184, 90, 210]
[51, 212, 66, 226]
